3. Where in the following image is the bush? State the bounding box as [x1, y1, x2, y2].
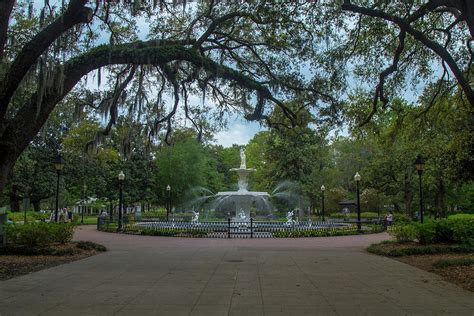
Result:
[50, 223, 75, 244]
[6, 222, 75, 248]
[403, 219, 474, 245]
[393, 213, 411, 224]
[46, 247, 79, 256]
[138, 228, 207, 237]
[140, 209, 167, 219]
[329, 212, 380, 219]
[414, 222, 436, 244]
[433, 258, 474, 269]
[367, 243, 474, 257]
[5, 223, 52, 248]
[389, 225, 417, 243]
[7, 211, 49, 222]
[432, 219, 455, 243]
[452, 219, 474, 245]
[76, 241, 107, 252]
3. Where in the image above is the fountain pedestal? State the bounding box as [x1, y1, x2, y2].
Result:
[215, 149, 271, 220]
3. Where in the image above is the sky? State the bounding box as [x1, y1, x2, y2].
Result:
[34, 0, 439, 148]
[213, 117, 264, 147]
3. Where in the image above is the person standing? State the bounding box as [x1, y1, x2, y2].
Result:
[385, 211, 393, 227]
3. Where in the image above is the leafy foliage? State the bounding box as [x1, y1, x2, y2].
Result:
[5, 222, 75, 248]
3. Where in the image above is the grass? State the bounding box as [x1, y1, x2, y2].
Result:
[75, 216, 98, 225]
[433, 258, 474, 269]
[448, 214, 474, 220]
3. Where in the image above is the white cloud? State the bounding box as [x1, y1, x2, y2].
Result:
[214, 118, 264, 147]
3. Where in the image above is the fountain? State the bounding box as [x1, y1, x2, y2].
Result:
[129, 149, 362, 237]
[215, 148, 272, 221]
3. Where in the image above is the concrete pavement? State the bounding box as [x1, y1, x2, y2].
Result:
[0, 226, 473, 315]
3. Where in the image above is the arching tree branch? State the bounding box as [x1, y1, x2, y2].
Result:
[0, 0, 93, 122]
[342, 0, 474, 108]
[360, 31, 406, 126]
[0, 42, 288, 190]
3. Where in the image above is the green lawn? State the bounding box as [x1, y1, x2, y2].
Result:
[448, 214, 474, 220]
[75, 216, 98, 225]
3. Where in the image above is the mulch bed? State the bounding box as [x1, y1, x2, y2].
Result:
[0, 243, 99, 281]
[371, 242, 474, 292]
[395, 253, 474, 292]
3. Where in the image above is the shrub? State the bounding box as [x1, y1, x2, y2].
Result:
[5, 223, 52, 248]
[407, 219, 474, 245]
[137, 228, 207, 237]
[328, 212, 380, 219]
[46, 247, 79, 256]
[432, 219, 455, 243]
[388, 224, 417, 243]
[393, 213, 411, 224]
[433, 258, 474, 268]
[76, 241, 107, 252]
[7, 211, 49, 222]
[5, 222, 75, 248]
[452, 219, 474, 245]
[414, 222, 436, 244]
[367, 243, 474, 257]
[273, 228, 362, 238]
[50, 223, 75, 244]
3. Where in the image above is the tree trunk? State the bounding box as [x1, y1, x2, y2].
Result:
[436, 179, 446, 218]
[393, 202, 401, 213]
[32, 200, 41, 212]
[9, 185, 20, 212]
[463, 0, 474, 38]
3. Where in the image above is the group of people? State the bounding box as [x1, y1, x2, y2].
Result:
[48, 208, 73, 223]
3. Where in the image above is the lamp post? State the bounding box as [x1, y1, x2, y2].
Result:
[54, 155, 65, 222]
[354, 172, 361, 232]
[166, 184, 171, 221]
[415, 155, 425, 224]
[118, 171, 125, 230]
[321, 185, 326, 222]
[81, 184, 87, 224]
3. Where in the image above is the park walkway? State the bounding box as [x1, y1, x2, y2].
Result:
[0, 226, 473, 315]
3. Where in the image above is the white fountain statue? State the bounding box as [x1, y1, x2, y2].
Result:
[237, 209, 247, 222]
[240, 148, 246, 169]
[286, 210, 295, 225]
[191, 211, 200, 224]
[215, 148, 270, 221]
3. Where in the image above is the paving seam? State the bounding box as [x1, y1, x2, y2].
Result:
[226, 245, 241, 316]
[189, 247, 231, 315]
[288, 251, 337, 315]
[256, 251, 266, 316]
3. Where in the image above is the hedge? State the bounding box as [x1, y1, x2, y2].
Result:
[5, 222, 75, 248]
[389, 219, 474, 245]
[367, 243, 474, 257]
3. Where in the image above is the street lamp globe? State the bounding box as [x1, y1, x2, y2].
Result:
[166, 184, 171, 191]
[415, 155, 425, 174]
[118, 171, 125, 181]
[54, 154, 65, 171]
[354, 172, 361, 182]
[321, 185, 325, 191]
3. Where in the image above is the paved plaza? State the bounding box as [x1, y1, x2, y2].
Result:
[0, 226, 473, 315]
